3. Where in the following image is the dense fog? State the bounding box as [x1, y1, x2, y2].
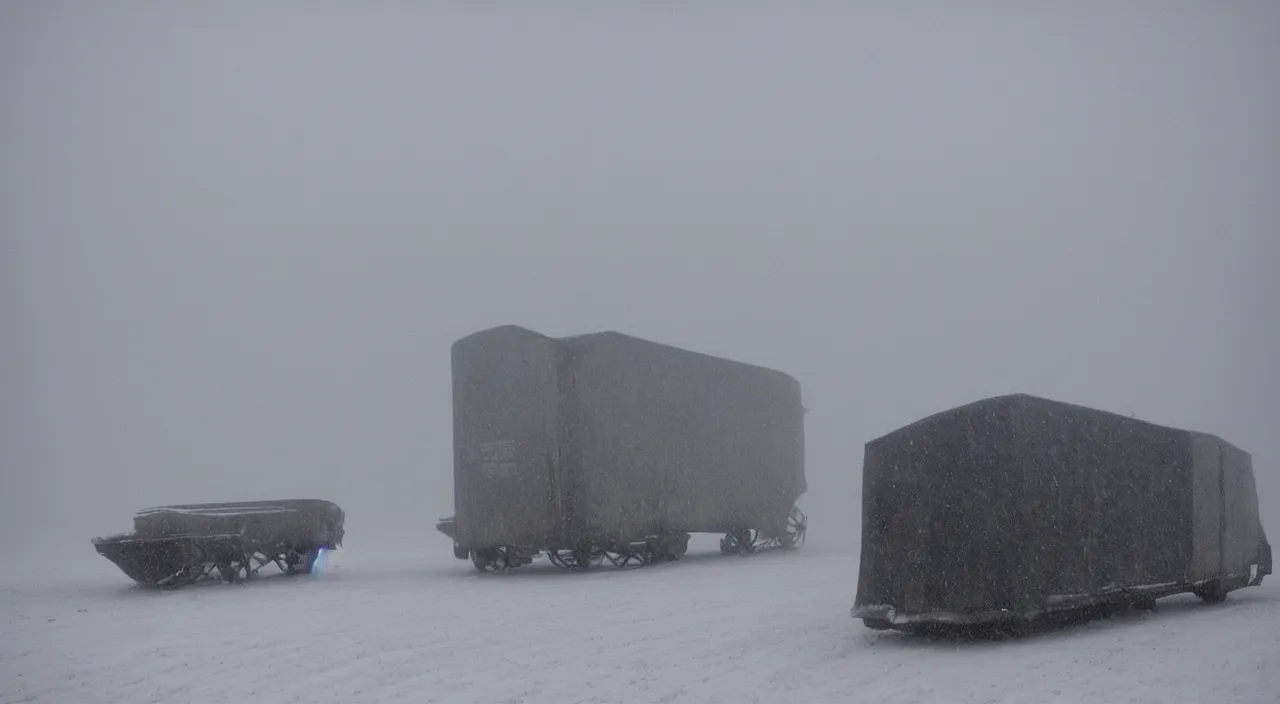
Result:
[3, 3, 1277, 562]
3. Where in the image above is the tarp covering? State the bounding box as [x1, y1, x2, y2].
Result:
[853, 394, 1270, 625]
[451, 325, 806, 550]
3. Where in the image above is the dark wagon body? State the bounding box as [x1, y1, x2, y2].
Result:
[440, 325, 808, 571]
[853, 394, 1271, 631]
[93, 499, 345, 588]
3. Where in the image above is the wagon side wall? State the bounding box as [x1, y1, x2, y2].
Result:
[1220, 440, 1263, 580]
[856, 394, 1206, 621]
[1011, 398, 1194, 608]
[451, 326, 563, 549]
[854, 440, 893, 612]
[563, 333, 805, 541]
[854, 400, 1015, 616]
[1189, 433, 1224, 581]
[1188, 434, 1265, 584]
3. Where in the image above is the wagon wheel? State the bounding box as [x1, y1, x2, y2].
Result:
[671, 533, 690, 559]
[282, 546, 303, 574]
[470, 547, 513, 573]
[720, 528, 756, 556]
[570, 544, 606, 571]
[719, 532, 738, 556]
[215, 560, 238, 583]
[780, 507, 808, 550]
[285, 546, 322, 575]
[544, 541, 607, 571]
[1195, 579, 1229, 604]
[651, 533, 690, 563]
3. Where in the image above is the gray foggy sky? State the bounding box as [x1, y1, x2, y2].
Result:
[2, 3, 1278, 557]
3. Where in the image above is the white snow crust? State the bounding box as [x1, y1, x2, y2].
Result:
[4, 538, 1278, 704]
[134, 506, 296, 517]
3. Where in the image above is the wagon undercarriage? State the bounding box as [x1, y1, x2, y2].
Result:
[464, 531, 692, 573]
[857, 567, 1270, 637]
[447, 326, 809, 576]
[719, 507, 808, 556]
[160, 542, 323, 587]
[446, 506, 809, 573]
[91, 534, 326, 589]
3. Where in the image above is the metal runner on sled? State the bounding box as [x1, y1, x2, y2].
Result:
[91, 499, 345, 588]
[437, 325, 809, 572]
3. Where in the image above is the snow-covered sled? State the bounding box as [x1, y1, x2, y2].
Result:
[92, 499, 345, 588]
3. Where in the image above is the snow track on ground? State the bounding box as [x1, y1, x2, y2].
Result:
[4, 542, 1278, 704]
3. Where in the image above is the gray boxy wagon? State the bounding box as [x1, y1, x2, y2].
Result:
[436, 325, 809, 572]
[853, 394, 1272, 633]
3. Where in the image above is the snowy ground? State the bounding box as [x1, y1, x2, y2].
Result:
[3, 535, 1278, 704]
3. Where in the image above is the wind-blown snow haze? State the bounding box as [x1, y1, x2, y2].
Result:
[2, 0, 1278, 668]
[4, 3, 1280, 703]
